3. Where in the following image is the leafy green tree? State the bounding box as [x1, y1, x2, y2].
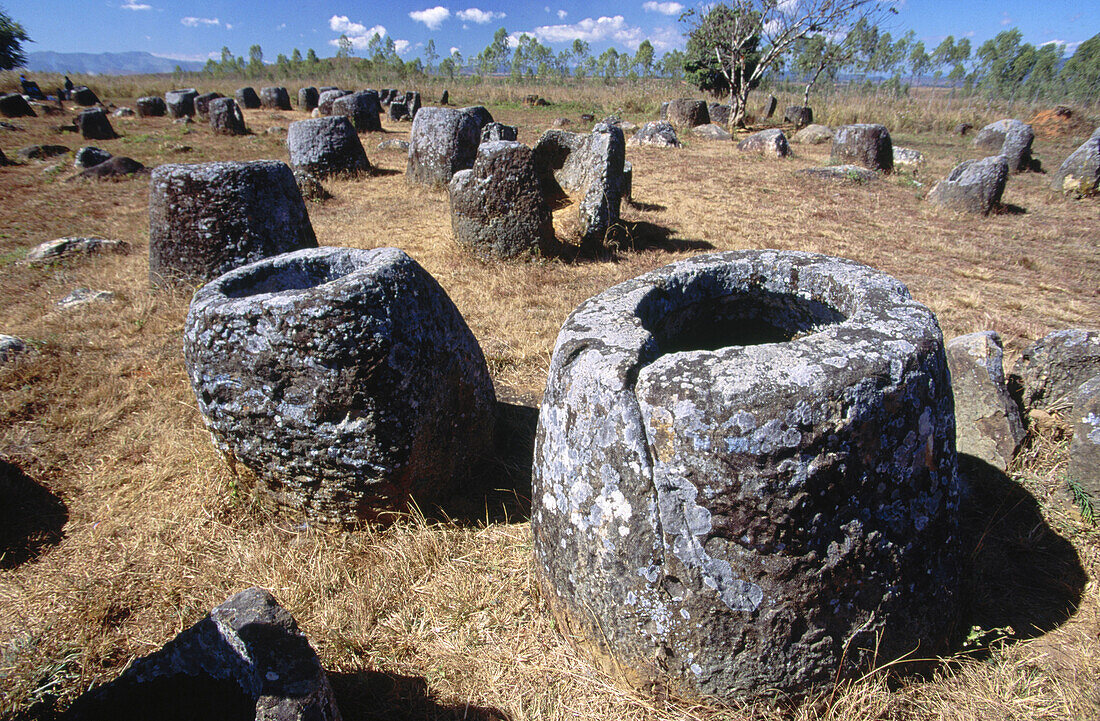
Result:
[1060, 33, 1100, 103]
[597, 47, 620, 81]
[477, 27, 510, 76]
[290, 48, 302, 73]
[683, 4, 760, 102]
[908, 40, 929, 82]
[975, 29, 1036, 100]
[635, 39, 655, 77]
[794, 33, 843, 105]
[248, 44, 264, 76]
[423, 39, 438, 73]
[335, 35, 352, 59]
[659, 49, 685, 79]
[439, 56, 456, 81]
[0, 7, 29, 70]
[1022, 42, 1062, 100]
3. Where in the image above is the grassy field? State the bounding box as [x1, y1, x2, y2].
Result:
[0, 77, 1098, 720]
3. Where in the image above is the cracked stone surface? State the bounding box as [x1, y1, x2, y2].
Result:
[926, 156, 1008, 215]
[406, 107, 482, 186]
[332, 91, 382, 133]
[136, 96, 167, 117]
[973, 119, 1035, 172]
[1051, 127, 1100, 196]
[532, 250, 962, 703]
[184, 247, 496, 525]
[666, 99, 709, 129]
[260, 87, 292, 111]
[209, 98, 248, 136]
[946, 331, 1025, 470]
[1010, 329, 1100, 415]
[286, 116, 371, 178]
[737, 129, 790, 158]
[165, 89, 198, 118]
[627, 121, 680, 148]
[25, 237, 129, 264]
[830, 124, 893, 172]
[1068, 376, 1100, 500]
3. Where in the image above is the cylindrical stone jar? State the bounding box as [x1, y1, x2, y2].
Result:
[183, 247, 497, 526]
[532, 250, 962, 703]
[148, 160, 317, 286]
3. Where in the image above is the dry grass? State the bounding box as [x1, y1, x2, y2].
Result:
[0, 83, 1098, 721]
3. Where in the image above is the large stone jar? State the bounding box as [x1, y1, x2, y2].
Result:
[184, 247, 496, 526]
[532, 250, 962, 702]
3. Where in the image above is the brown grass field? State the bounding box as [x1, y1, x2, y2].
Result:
[0, 76, 1098, 720]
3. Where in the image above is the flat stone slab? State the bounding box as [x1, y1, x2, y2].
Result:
[25, 237, 130, 265]
[57, 287, 114, 309]
[797, 165, 877, 183]
[946, 331, 1026, 470]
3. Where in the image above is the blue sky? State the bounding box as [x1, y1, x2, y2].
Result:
[5, 1, 1096, 63]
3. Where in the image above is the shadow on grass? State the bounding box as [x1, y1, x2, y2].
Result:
[0, 458, 67, 569]
[998, 203, 1027, 215]
[555, 219, 716, 264]
[953, 453, 1086, 654]
[370, 167, 404, 178]
[329, 670, 511, 721]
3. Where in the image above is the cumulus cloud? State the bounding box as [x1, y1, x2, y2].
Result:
[328, 15, 388, 50]
[394, 39, 412, 54]
[121, 1, 152, 10]
[181, 16, 219, 27]
[642, 1, 683, 15]
[330, 15, 367, 35]
[457, 8, 505, 24]
[450, 46, 461, 55]
[410, 6, 451, 29]
[558, 9, 567, 19]
[532, 15, 645, 46]
[1043, 39, 1081, 54]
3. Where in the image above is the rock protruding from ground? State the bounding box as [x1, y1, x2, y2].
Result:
[708, 103, 732, 126]
[74, 146, 111, 169]
[0, 93, 35, 118]
[0, 148, 10, 166]
[1051, 128, 1100, 196]
[388, 102, 409, 122]
[184, 247, 496, 524]
[784, 105, 813, 128]
[0, 335, 27, 363]
[666, 98, 709, 129]
[64, 588, 342, 721]
[762, 95, 778, 118]
[894, 147, 924, 170]
[831, 123, 892, 171]
[332, 90, 382, 133]
[926, 155, 1009, 215]
[798, 165, 876, 183]
[136, 96, 166, 117]
[194, 91, 223, 120]
[317, 89, 350, 116]
[737, 128, 790, 157]
[235, 86, 261, 109]
[791, 124, 833, 144]
[76, 108, 116, 140]
[112, 107, 134, 118]
[406, 107, 482, 186]
[626, 121, 680, 148]
[149, 160, 317, 287]
[974, 119, 1035, 172]
[1068, 376, 1100, 500]
[17, 144, 69, 161]
[71, 86, 99, 106]
[693, 123, 732, 141]
[946, 331, 1026, 470]
[298, 86, 319, 111]
[1010, 329, 1100, 414]
[449, 140, 554, 260]
[260, 86, 292, 111]
[954, 122, 973, 136]
[533, 249, 961, 704]
[73, 156, 146, 180]
[533, 123, 627, 247]
[440, 89, 449, 105]
[165, 88, 198, 118]
[293, 168, 329, 202]
[57, 287, 114, 310]
[377, 139, 409, 151]
[406, 91, 422, 119]
[208, 97, 248, 136]
[286, 116, 372, 178]
[480, 122, 517, 143]
[25, 237, 130, 265]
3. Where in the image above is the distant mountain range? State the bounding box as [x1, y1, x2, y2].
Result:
[25, 51, 206, 75]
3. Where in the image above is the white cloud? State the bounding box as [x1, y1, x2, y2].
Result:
[450, 46, 461, 55]
[225, 23, 234, 30]
[532, 15, 645, 46]
[646, 25, 684, 52]
[1043, 39, 1081, 54]
[328, 16, 388, 50]
[121, 1, 151, 10]
[330, 15, 367, 35]
[457, 8, 505, 24]
[557, 9, 567, 19]
[410, 6, 451, 30]
[1000, 12, 1012, 26]
[181, 16, 219, 27]
[642, 1, 683, 15]
[394, 39, 412, 54]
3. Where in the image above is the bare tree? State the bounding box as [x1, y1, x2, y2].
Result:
[683, 0, 897, 127]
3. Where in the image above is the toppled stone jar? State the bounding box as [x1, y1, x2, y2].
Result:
[184, 247, 496, 526]
[532, 250, 962, 703]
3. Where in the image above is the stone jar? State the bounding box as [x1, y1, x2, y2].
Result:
[183, 247, 496, 526]
[532, 250, 962, 703]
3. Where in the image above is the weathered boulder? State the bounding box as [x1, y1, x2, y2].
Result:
[1050, 128, 1100, 196]
[112, 107, 134, 118]
[658, 101, 669, 121]
[1010, 329, 1100, 414]
[797, 165, 876, 183]
[973, 119, 1035, 171]
[317, 89, 349, 116]
[1068, 376, 1100, 500]
[73, 146, 111, 169]
[235, 86, 261, 109]
[784, 106, 813, 128]
[0, 148, 10, 166]
[57, 287, 114, 310]
[17, 144, 69, 160]
[286, 116, 372, 178]
[667, 98, 709, 129]
[71, 86, 99, 106]
[184, 247, 496, 524]
[298, 86, 319, 111]
[377, 139, 409, 151]
[926, 156, 1009, 215]
[693, 123, 732, 141]
[4, 93, 39, 118]
[626, 121, 680, 148]
[260, 86, 292, 111]
[762, 95, 778, 119]
[708, 103, 732, 126]
[73, 156, 146, 180]
[25, 237, 130, 264]
[194, 91, 223, 120]
[736, 128, 790, 158]
[208, 97, 248, 136]
[439, 89, 449, 105]
[946, 331, 1026, 470]
[532, 250, 961, 703]
[973, 119, 1014, 150]
[407, 91, 422, 119]
[149, 160, 317, 287]
[480, 122, 517, 143]
[830, 124, 892, 172]
[406, 107, 481, 186]
[449, 140, 554, 260]
[791, 124, 833, 144]
[533, 123, 626, 246]
[64, 588, 342, 721]
[332, 90, 382, 133]
[293, 168, 329, 202]
[388, 101, 409, 122]
[954, 122, 972, 136]
[893, 147, 924, 170]
[0, 335, 27, 363]
[76, 108, 117, 140]
[136, 96, 166, 117]
[460, 106, 494, 131]
[165, 88, 198, 118]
